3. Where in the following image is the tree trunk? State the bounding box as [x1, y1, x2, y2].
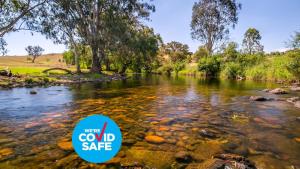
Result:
[105, 58, 111, 71]
[119, 65, 127, 74]
[90, 47, 102, 73]
[73, 47, 81, 74]
[32, 57, 36, 63]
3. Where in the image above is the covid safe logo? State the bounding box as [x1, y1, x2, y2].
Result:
[72, 115, 122, 163]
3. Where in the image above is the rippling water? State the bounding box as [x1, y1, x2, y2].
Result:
[0, 75, 299, 169]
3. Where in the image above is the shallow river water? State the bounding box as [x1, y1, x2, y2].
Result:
[0, 75, 299, 169]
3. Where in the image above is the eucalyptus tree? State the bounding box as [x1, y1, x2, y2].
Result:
[44, 0, 155, 73]
[242, 28, 264, 54]
[25, 45, 44, 63]
[0, 0, 47, 55]
[35, 1, 83, 73]
[110, 25, 161, 74]
[191, 0, 241, 55]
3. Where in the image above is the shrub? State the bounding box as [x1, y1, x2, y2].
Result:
[157, 64, 173, 75]
[25, 78, 35, 84]
[198, 56, 221, 77]
[221, 62, 244, 79]
[286, 50, 300, 79]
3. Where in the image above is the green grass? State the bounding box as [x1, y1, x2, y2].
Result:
[245, 56, 295, 81]
[178, 63, 203, 76]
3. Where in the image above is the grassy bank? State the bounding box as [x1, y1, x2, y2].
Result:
[0, 55, 125, 88]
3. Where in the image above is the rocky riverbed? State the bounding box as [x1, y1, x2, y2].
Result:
[0, 76, 299, 169]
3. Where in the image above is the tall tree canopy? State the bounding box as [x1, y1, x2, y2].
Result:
[242, 28, 264, 54]
[191, 0, 241, 55]
[0, 0, 47, 37]
[0, 0, 47, 55]
[163, 41, 191, 63]
[40, 0, 155, 73]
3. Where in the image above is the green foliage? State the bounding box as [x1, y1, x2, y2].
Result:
[193, 46, 208, 62]
[191, 0, 241, 54]
[173, 62, 185, 75]
[223, 42, 239, 61]
[157, 64, 173, 75]
[63, 50, 75, 65]
[221, 62, 244, 79]
[242, 28, 264, 54]
[25, 45, 44, 63]
[286, 49, 300, 78]
[245, 55, 294, 81]
[287, 31, 300, 49]
[198, 56, 221, 77]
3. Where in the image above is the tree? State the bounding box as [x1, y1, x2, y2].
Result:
[0, 0, 47, 37]
[222, 42, 239, 61]
[33, 1, 84, 73]
[0, 38, 7, 56]
[242, 28, 264, 54]
[161, 41, 191, 75]
[0, 0, 47, 55]
[46, 0, 155, 73]
[191, 0, 241, 55]
[287, 31, 300, 49]
[25, 45, 44, 63]
[163, 41, 191, 63]
[193, 46, 209, 62]
[110, 26, 161, 74]
[198, 55, 221, 77]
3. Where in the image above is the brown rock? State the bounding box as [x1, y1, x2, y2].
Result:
[290, 87, 300, 91]
[287, 97, 300, 103]
[269, 88, 288, 94]
[145, 135, 165, 144]
[295, 101, 300, 108]
[0, 148, 13, 157]
[175, 151, 192, 163]
[57, 140, 73, 151]
[250, 96, 268, 101]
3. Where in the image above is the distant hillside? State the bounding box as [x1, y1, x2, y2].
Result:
[0, 53, 66, 68]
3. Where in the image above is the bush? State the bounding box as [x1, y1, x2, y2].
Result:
[173, 62, 185, 75]
[198, 56, 221, 77]
[286, 50, 300, 79]
[221, 62, 244, 79]
[25, 78, 35, 84]
[157, 64, 173, 75]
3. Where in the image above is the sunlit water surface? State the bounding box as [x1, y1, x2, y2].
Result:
[0, 75, 299, 169]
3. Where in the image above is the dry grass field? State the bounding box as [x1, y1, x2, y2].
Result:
[0, 54, 75, 75]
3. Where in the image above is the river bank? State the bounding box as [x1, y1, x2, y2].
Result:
[0, 73, 127, 89]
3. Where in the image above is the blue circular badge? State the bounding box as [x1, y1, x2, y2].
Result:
[72, 115, 122, 163]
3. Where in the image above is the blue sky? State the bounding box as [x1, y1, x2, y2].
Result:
[3, 0, 300, 55]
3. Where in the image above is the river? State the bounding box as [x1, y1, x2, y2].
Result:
[0, 75, 299, 169]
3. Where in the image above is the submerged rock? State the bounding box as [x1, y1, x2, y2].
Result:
[286, 97, 300, 103]
[213, 154, 257, 169]
[250, 96, 269, 101]
[199, 129, 218, 139]
[175, 151, 192, 163]
[29, 90, 37, 95]
[145, 135, 165, 144]
[57, 140, 73, 151]
[123, 139, 137, 146]
[290, 87, 300, 91]
[269, 88, 288, 95]
[0, 148, 13, 158]
[295, 101, 300, 108]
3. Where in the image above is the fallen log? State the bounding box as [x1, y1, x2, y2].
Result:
[42, 68, 73, 75]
